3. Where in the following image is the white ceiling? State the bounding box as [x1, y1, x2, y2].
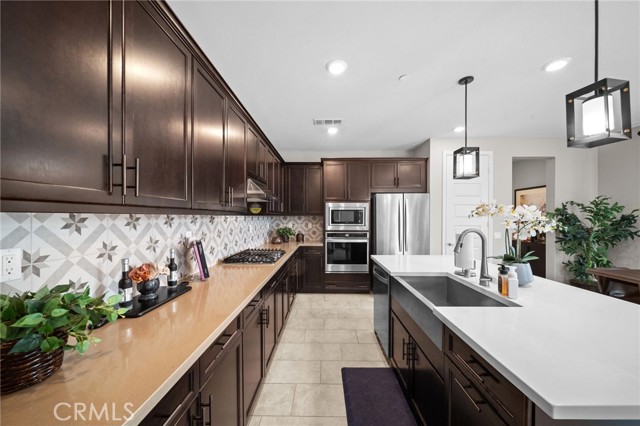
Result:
[168, 0, 640, 154]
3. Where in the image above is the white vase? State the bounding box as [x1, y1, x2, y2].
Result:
[513, 263, 534, 286]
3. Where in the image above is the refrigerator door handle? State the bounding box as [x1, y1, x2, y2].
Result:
[404, 198, 408, 253]
[397, 200, 402, 252]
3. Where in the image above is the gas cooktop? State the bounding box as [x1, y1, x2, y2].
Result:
[223, 248, 285, 264]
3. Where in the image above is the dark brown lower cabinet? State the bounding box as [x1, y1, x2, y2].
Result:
[263, 283, 277, 368]
[243, 298, 263, 420]
[299, 247, 324, 292]
[199, 331, 242, 426]
[140, 363, 199, 426]
[446, 357, 507, 426]
[445, 328, 530, 426]
[390, 302, 445, 426]
[323, 272, 370, 293]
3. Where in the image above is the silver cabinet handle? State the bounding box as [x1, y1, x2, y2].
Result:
[134, 157, 140, 197]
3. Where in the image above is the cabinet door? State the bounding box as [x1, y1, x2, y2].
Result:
[192, 61, 225, 210]
[323, 162, 347, 201]
[300, 248, 324, 292]
[200, 335, 242, 426]
[246, 127, 259, 179]
[370, 162, 398, 191]
[413, 341, 445, 426]
[390, 313, 411, 392]
[263, 289, 277, 367]
[123, 0, 191, 208]
[288, 254, 299, 308]
[347, 162, 371, 201]
[305, 165, 323, 214]
[243, 305, 263, 419]
[397, 160, 426, 190]
[286, 165, 305, 214]
[257, 139, 268, 182]
[1, 1, 120, 205]
[225, 104, 246, 212]
[446, 357, 507, 426]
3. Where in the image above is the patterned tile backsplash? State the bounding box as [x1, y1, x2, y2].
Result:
[0, 213, 323, 297]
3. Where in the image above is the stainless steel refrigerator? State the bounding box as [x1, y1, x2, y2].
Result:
[372, 193, 429, 357]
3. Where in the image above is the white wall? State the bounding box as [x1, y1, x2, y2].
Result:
[512, 158, 548, 193]
[423, 137, 599, 281]
[597, 128, 640, 268]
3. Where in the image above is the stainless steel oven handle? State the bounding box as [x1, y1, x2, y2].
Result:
[326, 239, 369, 244]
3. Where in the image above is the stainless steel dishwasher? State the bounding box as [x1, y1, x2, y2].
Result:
[372, 262, 391, 357]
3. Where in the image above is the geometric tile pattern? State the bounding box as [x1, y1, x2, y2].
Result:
[271, 216, 323, 241]
[0, 212, 322, 297]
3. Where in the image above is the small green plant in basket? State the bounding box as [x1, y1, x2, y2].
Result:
[0, 285, 128, 354]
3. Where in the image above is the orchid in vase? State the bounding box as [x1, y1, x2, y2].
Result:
[470, 202, 556, 264]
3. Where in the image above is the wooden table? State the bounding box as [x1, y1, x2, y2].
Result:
[588, 268, 640, 304]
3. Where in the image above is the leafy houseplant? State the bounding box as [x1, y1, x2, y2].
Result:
[1, 285, 126, 354]
[0, 285, 126, 393]
[276, 226, 296, 243]
[549, 196, 640, 286]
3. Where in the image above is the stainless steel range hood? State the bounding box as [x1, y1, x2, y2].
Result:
[247, 178, 275, 202]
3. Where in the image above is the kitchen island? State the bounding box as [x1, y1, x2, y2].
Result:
[1, 241, 321, 426]
[372, 255, 640, 423]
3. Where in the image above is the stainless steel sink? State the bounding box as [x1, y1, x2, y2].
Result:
[397, 275, 516, 307]
[390, 275, 518, 351]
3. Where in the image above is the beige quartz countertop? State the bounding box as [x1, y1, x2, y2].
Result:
[1, 241, 321, 426]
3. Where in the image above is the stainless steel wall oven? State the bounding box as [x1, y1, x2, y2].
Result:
[325, 232, 369, 273]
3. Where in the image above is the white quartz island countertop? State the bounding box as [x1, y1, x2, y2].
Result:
[371, 255, 640, 421]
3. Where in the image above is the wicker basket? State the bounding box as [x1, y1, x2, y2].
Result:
[1, 330, 67, 394]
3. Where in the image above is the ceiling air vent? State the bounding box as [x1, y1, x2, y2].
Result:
[313, 118, 343, 126]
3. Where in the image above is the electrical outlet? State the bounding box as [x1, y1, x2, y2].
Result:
[1, 248, 22, 281]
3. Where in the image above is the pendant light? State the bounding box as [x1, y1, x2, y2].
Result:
[566, 0, 631, 148]
[453, 76, 480, 179]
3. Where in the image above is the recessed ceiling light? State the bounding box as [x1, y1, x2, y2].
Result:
[542, 57, 572, 72]
[453, 126, 465, 133]
[327, 127, 339, 135]
[326, 59, 348, 75]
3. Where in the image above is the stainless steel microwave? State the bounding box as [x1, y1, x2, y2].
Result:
[325, 202, 369, 231]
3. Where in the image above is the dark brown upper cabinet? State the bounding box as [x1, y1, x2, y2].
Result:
[370, 159, 427, 193]
[285, 163, 323, 215]
[246, 127, 268, 184]
[267, 151, 284, 214]
[323, 160, 370, 201]
[225, 103, 247, 212]
[192, 60, 225, 211]
[0, 0, 121, 205]
[122, 0, 192, 208]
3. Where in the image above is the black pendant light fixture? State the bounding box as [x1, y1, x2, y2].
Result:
[453, 76, 480, 179]
[566, 0, 631, 148]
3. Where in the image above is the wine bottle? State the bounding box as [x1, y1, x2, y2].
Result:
[118, 258, 133, 307]
[168, 248, 178, 287]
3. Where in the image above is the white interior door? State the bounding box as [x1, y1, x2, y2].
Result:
[442, 152, 493, 260]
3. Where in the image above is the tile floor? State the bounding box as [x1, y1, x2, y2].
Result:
[247, 293, 389, 426]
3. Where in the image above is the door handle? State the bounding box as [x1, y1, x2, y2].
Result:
[397, 201, 402, 252]
[401, 338, 407, 360]
[403, 198, 408, 252]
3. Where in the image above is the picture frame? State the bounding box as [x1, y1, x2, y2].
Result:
[514, 185, 547, 213]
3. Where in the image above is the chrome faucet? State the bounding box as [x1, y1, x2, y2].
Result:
[453, 229, 493, 286]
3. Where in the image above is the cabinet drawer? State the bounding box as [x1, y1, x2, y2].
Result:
[445, 329, 528, 425]
[140, 364, 198, 426]
[446, 356, 507, 426]
[243, 293, 263, 319]
[302, 246, 323, 256]
[200, 316, 241, 381]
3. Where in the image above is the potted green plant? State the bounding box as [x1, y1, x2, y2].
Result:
[0, 285, 127, 394]
[470, 202, 556, 284]
[276, 226, 296, 243]
[549, 196, 640, 290]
